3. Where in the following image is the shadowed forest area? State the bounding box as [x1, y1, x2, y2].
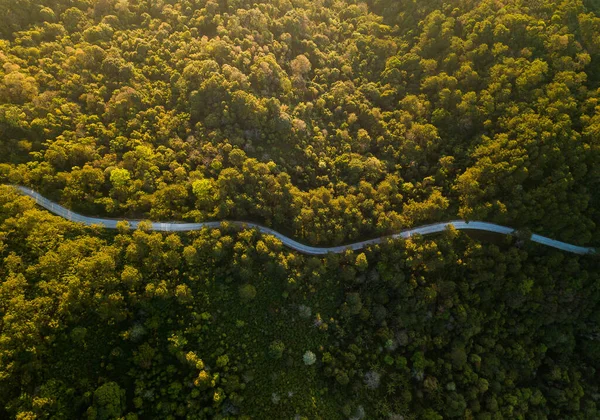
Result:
[1, 0, 600, 418]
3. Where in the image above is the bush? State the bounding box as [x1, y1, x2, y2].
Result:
[298, 305, 312, 319]
[269, 340, 285, 359]
[336, 371, 349, 385]
[364, 371, 381, 390]
[239, 284, 257, 301]
[303, 351, 316, 365]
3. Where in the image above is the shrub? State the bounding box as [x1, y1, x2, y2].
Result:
[239, 284, 257, 301]
[216, 355, 229, 368]
[336, 371, 349, 385]
[298, 305, 312, 319]
[269, 340, 285, 359]
[303, 351, 316, 365]
[364, 371, 381, 390]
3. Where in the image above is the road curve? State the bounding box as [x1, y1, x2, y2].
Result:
[12, 185, 597, 256]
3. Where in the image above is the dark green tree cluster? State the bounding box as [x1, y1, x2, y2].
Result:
[0, 186, 599, 419]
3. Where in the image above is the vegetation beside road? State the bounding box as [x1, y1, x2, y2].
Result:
[1, 0, 600, 247]
[1, 0, 600, 418]
[1, 186, 600, 419]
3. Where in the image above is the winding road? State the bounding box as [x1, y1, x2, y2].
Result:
[12, 185, 596, 256]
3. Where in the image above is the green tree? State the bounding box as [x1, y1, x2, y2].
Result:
[87, 382, 126, 420]
[239, 284, 257, 301]
[268, 340, 285, 359]
[110, 168, 131, 188]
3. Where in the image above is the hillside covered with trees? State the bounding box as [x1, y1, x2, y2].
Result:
[1, 0, 600, 245]
[1, 0, 600, 418]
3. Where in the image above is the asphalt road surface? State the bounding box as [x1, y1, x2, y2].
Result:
[13, 185, 596, 256]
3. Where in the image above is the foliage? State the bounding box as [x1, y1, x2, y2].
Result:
[1, 0, 600, 418]
[0, 187, 598, 418]
[303, 351, 317, 366]
[0, 0, 597, 246]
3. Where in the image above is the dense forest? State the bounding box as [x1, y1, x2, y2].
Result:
[1, 0, 600, 418]
[2, 187, 600, 419]
[1, 0, 600, 245]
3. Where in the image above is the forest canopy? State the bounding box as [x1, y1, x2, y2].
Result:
[0, 0, 600, 419]
[0, 0, 599, 245]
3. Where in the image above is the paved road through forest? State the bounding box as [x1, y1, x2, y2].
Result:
[12, 185, 596, 256]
